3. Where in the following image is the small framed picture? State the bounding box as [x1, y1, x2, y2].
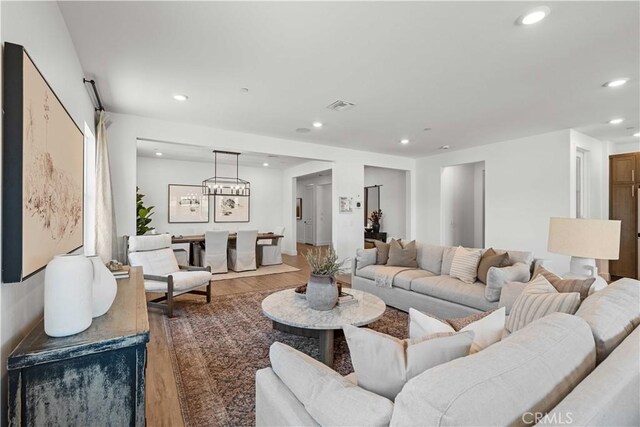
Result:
[339, 197, 353, 214]
[168, 184, 209, 223]
[214, 195, 250, 223]
[296, 198, 303, 220]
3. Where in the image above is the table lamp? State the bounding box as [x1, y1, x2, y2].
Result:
[547, 217, 621, 288]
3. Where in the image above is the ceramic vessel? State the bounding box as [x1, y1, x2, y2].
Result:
[371, 222, 380, 233]
[306, 274, 338, 311]
[44, 254, 93, 337]
[89, 256, 118, 318]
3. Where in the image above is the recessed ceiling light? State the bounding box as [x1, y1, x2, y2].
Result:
[517, 6, 550, 25]
[296, 128, 311, 133]
[423, 127, 432, 131]
[634, 132, 640, 137]
[263, 162, 269, 167]
[608, 118, 625, 124]
[155, 152, 163, 156]
[439, 145, 450, 150]
[312, 121, 323, 128]
[603, 78, 628, 88]
[400, 139, 410, 145]
[173, 94, 188, 101]
[240, 87, 249, 93]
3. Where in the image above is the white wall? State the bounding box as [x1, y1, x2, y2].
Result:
[473, 162, 485, 248]
[440, 163, 477, 247]
[570, 130, 606, 220]
[0, 1, 95, 418]
[107, 113, 415, 263]
[137, 156, 284, 236]
[364, 166, 408, 240]
[416, 130, 573, 274]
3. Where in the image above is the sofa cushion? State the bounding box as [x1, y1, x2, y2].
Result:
[355, 248, 377, 270]
[269, 342, 394, 426]
[450, 246, 483, 284]
[374, 240, 391, 265]
[485, 262, 531, 302]
[575, 278, 640, 364]
[387, 239, 418, 268]
[416, 244, 445, 274]
[477, 248, 509, 284]
[393, 269, 434, 291]
[391, 313, 596, 427]
[440, 247, 457, 275]
[494, 248, 534, 267]
[411, 275, 498, 311]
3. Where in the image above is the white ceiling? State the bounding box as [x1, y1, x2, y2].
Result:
[60, 1, 639, 157]
[136, 139, 313, 168]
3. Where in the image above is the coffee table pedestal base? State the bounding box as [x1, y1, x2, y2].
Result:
[272, 321, 335, 367]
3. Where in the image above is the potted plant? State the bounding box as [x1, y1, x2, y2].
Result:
[136, 187, 155, 235]
[303, 248, 347, 311]
[369, 209, 383, 233]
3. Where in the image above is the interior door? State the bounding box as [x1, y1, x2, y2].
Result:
[315, 184, 332, 245]
[611, 153, 636, 184]
[303, 185, 314, 245]
[610, 183, 637, 278]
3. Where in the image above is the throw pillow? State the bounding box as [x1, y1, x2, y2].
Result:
[343, 324, 473, 400]
[477, 248, 509, 284]
[532, 266, 594, 301]
[386, 239, 418, 268]
[505, 275, 581, 333]
[356, 248, 377, 270]
[374, 240, 391, 265]
[449, 246, 483, 284]
[440, 247, 457, 275]
[409, 307, 506, 354]
[484, 262, 531, 302]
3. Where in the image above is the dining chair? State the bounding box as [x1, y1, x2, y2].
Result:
[171, 243, 190, 266]
[205, 230, 229, 274]
[228, 229, 258, 272]
[127, 234, 212, 317]
[260, 226, 285, 266]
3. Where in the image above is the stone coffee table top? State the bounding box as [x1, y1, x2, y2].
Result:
[261, 288, 386, 330]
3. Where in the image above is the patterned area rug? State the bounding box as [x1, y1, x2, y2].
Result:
[164, 287, 408, 427]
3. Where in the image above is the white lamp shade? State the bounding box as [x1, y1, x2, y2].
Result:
[548, 217, 621, 260]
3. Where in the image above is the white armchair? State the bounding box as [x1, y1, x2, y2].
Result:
[228, 229, 258, 272]
[260, 226, 285, 266]
[205, 230, 229, 274]
[128, 234, 212, 317]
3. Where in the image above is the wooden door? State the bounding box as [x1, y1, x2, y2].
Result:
[611, 154, 636, 184]
[610, 182, 637, 278]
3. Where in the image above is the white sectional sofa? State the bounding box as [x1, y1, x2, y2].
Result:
[352, 244, 545, 319]
[256, 279, 640, 426]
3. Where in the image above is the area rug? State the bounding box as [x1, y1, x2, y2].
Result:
[164, 287, 408, 427]
[210, 264, 300, 281]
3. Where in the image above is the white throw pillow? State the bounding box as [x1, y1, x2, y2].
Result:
[343, 324, 473, 400]
[356, 248, 377, 270]
[449, 246, 483, 284]
[409, 307, 506, 354]
[505, 275, 581, 333]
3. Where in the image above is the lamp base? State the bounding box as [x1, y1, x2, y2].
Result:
[562, 256, 607, 295]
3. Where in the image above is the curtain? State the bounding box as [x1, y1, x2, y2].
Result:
[95, 111, 117, 262]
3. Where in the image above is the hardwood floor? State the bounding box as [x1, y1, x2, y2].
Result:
[145, 244, 349, 426]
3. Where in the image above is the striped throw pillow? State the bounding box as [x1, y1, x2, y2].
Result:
[449, 246, 483, 284]
[505, 275, 581, 333]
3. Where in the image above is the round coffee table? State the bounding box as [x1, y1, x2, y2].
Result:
[262, 288, 386, 366]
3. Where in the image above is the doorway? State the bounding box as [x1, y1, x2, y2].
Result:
[440, 161, 485, 247]
[295, 170, 333, 247]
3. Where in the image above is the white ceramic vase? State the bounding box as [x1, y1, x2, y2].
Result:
[306, 274, 339, 311]
[89, 256, 118, 318]
[44, 254, 93, 337]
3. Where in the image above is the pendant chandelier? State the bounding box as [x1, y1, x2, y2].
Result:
[202, 150, 251, 197]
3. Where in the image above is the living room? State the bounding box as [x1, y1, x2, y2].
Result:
[1, 1, 639, 426]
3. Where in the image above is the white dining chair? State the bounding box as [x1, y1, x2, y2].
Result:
[260, 226, 285, 266]
[228, 229, 258, 272]
[205, 230, 229, 274]
[127, 234, 212, 317]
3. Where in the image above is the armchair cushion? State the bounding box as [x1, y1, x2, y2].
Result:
[144, 270, 212, 293]
[129, 248, 179, 276]
[128, 234, 172, 251]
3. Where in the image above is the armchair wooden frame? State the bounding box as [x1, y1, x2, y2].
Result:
[145, 265, 212, 318]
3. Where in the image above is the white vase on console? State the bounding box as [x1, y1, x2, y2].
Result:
[89, 256, 118, 318]
[44, 254, 93, 337]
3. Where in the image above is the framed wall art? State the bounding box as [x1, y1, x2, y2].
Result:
[296, 198, 303, 220]
[168, 184, 209, 223]
[339, 197, 353, 214]
[2, 43, 84, 282]
[213, 195, 250, 223]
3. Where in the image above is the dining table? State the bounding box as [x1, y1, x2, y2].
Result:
[171, 233, 284, 267]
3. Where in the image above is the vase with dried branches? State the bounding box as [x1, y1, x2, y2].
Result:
[303, 248, 347, 311]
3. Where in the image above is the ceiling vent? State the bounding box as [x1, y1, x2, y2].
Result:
[326, 100, 355, 112]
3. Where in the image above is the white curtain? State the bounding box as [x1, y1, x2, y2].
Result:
[95, 111, 117, 262]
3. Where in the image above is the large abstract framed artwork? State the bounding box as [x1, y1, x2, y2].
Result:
[213, 195, 250, 223]
[2, 43, 84, 282]
[168, 184, 209, 223]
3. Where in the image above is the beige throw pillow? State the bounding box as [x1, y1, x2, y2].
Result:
[386, 239, 418, 268]
[505, 275, 581, 333]
[409, 307, 506, 354]
[449, 246, 483, 284]
[343, 324, 473, 400]
[532, 266, 594, 301]
[477, 248, 509, 284]
[374, 240, 391, 265]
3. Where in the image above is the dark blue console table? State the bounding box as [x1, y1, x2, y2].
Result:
[8, 267, 149, 426]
